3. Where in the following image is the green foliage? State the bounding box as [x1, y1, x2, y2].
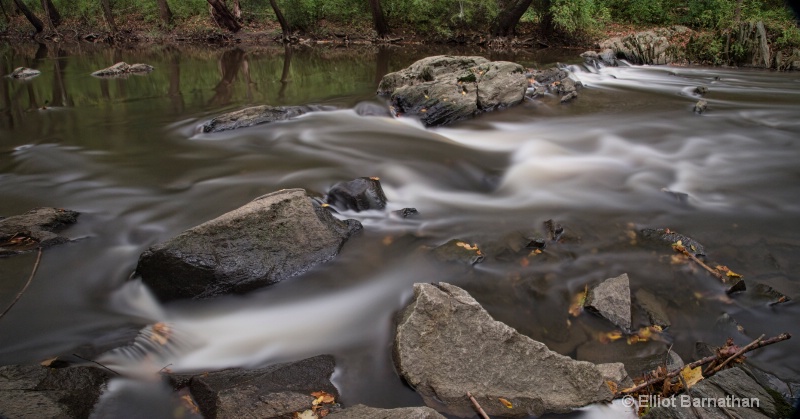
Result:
[549, 0, 607, 35]
[683, 0, 734, 29]
[383, 0, 498, 34]
[605, 0, 667, 24]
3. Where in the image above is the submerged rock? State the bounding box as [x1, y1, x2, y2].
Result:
[377, 55, 527, 127]
[694, 99, 708, 114]
[585, 273, 633, 333]
[640, 228, 706, 257]
[327, 405, 446, 419]
[394, 282, 623, 417]
[0, 364, 112, 419]
[6, 67, 41, 79]
[91, 62, 154, 77]
[325, 177, 388, 212]
[577, 339, 684, 379]
[136, 189, 362, 301]
[431, 239, 485, 265]
[634, 289, 672, 330]
[527, 67, 583, 102]
[171, 355, 337, 419]
[644, 368, 779, 419]
[0, 207, 79, 256]
[199, 105, 320, 133]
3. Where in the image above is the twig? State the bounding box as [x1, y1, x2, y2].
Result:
[467, 391, 490, 419]
[675, 247, 729, 283]
[158, 363, 173, 373]
[0, 247, 43, 321]
[70, 353, 120, 376]
[707, 334, 765, 375]
[620, 333, 791, 395]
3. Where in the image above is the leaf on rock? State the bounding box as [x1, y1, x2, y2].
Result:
[605, 380, 618, 394]
[671, 240, 685, 252]
[40, 357, 59, 367]
[568, 285, 588, 317]
[310, 391, 335, 404]
[680, 365, 704, 389]
[498, 397, 513, 408]
[150, 322, 171, 346]
[180, 393, 200, 415]
[294, 410, 318, 419]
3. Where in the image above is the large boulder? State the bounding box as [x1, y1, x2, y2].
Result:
[327, 405, 446, 419]
[325, 177, 388, 212]
[136, 189, 362, 301]
[394, 282, 624, 417]
[0, 364, 112, 419]
[0, 207, 79, 255]
[199, 105, 323, 133]
[171, 355, 338, 419]
[377, 55, 528, 127]
[596, 26, 692, 65]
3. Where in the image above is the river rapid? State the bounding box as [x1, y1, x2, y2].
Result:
[1, 43, 799, 418]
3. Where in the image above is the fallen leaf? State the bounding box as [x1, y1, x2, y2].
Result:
[568, 285, 588, 317]
[40, 357, 58, 367]
[680, 365, 704, 389]
[180, 394, 200, 415]
[599, 330, 624, 344]
[726, 270, 742, 279]
[294, 410, 317, 419]
[605, 380, 618, 394]
[498, 397, 513, 408]
[310, 391, 335, 404]
[150, 322, 171, 346]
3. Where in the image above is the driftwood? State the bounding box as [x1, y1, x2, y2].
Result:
[620, 333, 791, 395]
[0, 247, 42, 321]
[467, 392, 490, 419]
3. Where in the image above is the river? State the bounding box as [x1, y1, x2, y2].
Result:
[1, 42, 799, 418]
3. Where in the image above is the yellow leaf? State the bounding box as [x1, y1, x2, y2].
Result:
[40, 357, 58, 367]
[680, 365, 704, 389]
[310, 391, 335, 404]
[568, 285, 588, 317]
[605, 380, 618, 394]
[599, 330, 624, 344]
[150, 322, 171, 346]
[726, 270, 742, 279]
[498, 397, 513, 408]
[294, 410, 317, 419]
[180, 394, 200, 414]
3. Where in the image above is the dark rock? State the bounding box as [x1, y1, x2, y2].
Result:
[172, 355, 337, 419]
[325, 177, 388, 212]
[585, 273, 632, 333]
[544, 219, 564, 241]
[378, 55, 527, 127]
[715, 312, 746, 336]
[327, 404, 446, 419]
[136, 189, 362, 301]
[643, 368, 778, 419]
[91, 62, 154, 77]
[199, 105, 319, 133]
[577, 339, 684, 379]
[7, 67, 41, 79]
[526, 237, 547, 249]
[527, 67, 582, 102]
[431, 239, 484, 265]
[694, 99, 708, 114]
[634, 289, 671, 329]
[661, 188, 690, 204]
[752, 283, 791, 305]
[640, 228, 706, 257]
[391, 208, 419, 218]
[560, 91, 579, 103]
[394, 282, 622, 417]
[0, 207, 79, 256]
[354, 101, 391, 117]
[694, 86, 709, 96]
[0, 364, 113, 419]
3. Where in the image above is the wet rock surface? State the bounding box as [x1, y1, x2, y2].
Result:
[6, 67, 41, 79]
[585, 273, 633, 332]
[430, 239, 485, 265]
[171, 355, 337, 419]
[640, 228, 706, 257]
[91, 62, 154, 77]
[0, 207, 79, 256]
[325, 177, 388, 212]
[577, 339, 684, 379]
[526, 67, 583, 102]
[596, 26, 692, 65]
[378, 55, 527, 127]
[327, 404, 446, 419]
[643, 368, 779, 419]
[199, 105, 322, 133]
[394, 282, 621, 417]
[0, 364, 112, 419]
[136, 189, 362, 301]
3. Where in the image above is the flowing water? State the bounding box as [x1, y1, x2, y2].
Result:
[1, 42, 799, 418]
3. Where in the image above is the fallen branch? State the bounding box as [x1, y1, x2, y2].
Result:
[467, 392, 490, 419]
[0, 247, 43, 321]
[706, 334, 765, 376]
[674, 246, 728, 282]
[620, 333, 791, 395]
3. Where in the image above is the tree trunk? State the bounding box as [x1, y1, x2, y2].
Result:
[269, 0, 290, 40]
[156, 0, 173, 26]
[40, 0, 60, 28]
[101, 0, 117, 32]
[207, 0, 241, 32]
[493, 0, 533, 37]
[13, 0, 44, 33]
[368, 0, 390, 38]
[231, 0, 241, 20]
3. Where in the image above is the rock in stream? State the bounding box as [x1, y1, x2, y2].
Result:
[0, 207, 79, 256]
[136, 189, 362, 301]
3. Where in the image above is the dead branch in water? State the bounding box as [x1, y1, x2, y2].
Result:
[467, 392, 490, 419]
[0, 247, 43, 321]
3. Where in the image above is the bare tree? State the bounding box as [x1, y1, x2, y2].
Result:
[268, 0, 291, 40]
[207, 0, 241, 32]
[492, 0, 533, 37]
[231, 0, 241, 20]
[156, 0, 173, 26]
[40, 0, 61, 28]
[100, 0, 117, 32]
[13, 0, 44, 33]
[368, 0, 390, 38]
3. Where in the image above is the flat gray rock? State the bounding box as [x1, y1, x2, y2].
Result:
[136, 189, 362, 301]
[643, 368, 778, 419]
[585, 273, 632, 332]
[394, 282, 620, 417]
[0, 364, 112, 419]
[199, 105, 321, 133]
[173, 355, 337, 419]
[327, 404, 446, 419]
[378, 55, 527, 127]
[0, 207, 79, 255]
